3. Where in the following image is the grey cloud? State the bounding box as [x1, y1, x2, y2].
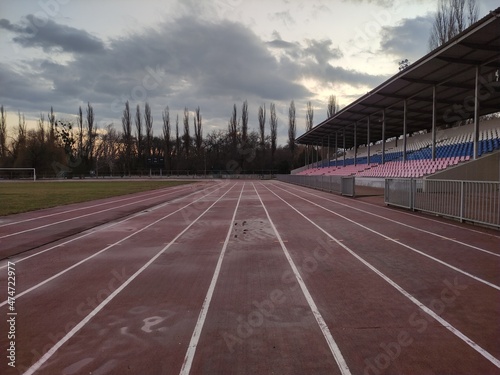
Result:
[342, 0, 432, 7]
[271, 10, 295, 26]
[0, 14, 105, 54]
[0, 13, 385, 136]
[303, 39, 343, 65]
[379, 14, 433, 62]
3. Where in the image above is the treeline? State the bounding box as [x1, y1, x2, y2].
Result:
[0, 98, 339, 178]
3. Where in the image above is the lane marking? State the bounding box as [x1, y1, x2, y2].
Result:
[22, 183, 236, 375]
[253, 183, 351, 375]
[0, 183, 225, 269]
[0, 183, 231, 307]
[0, 182, 221, 239]
[261, 183, 500, 369]
[0, 183, 194, 228]
[274, 180, 500, 242]
[179, 183, 245, 375]
[271, 184, 500, 291]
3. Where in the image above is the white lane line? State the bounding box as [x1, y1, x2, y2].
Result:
[274, 180, 500, 239]
[0, 183, 191, 228]
[275, 182, 500, 257]
[179, 183, 245, 375]
[0, 183, 231, 307]
[0, 182, 214, 239]
[0, 183, 224, 270]
[22, 183, 235, 375]
[262, 183, 500, 369]
[271, 183, 500, 291]
[253, 183, 352, 375]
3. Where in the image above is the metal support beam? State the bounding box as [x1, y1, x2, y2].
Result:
[343, 130, 346, 167]
[327, 135, 330, 167]
[305, 145, 307, 168]
[367, 116, 371, 165]
[432, 85, 437, 161]
[403, 99, 407, 163]
[354, 122, 357, 166]
[473, 65, 480, 160]
[321, 138, 324, 167]
[335, 132, 338, 167]
[382, 110, 386, 165]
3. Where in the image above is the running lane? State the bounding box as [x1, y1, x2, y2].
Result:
[259, 181, 500, 374]
[185, 183, 348, 375]
[1, 183, 237, 375]
[0, 181, 212, 258]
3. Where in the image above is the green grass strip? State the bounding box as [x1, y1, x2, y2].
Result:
[0, 180, 195, 216]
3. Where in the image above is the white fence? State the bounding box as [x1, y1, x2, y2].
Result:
[277, 175, 356, 197]
[385, 178, 500, 228]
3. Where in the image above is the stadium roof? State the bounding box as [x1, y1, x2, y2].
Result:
[297, 7, 500, 149]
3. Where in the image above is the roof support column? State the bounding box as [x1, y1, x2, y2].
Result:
[343, 130, 346, 167]
[367, 116, 371, 165]
[322, 138, 325, 167]
[382, 110, 386, 165]
[335, 132, 338, 167]
[305, 145, 307, 168]
[354, 122, 357, 166]
[327, 135, 330, 167]
[403, 99, 407, 163]
[473, 65, 480, 160]
[432, 85, 437, 161]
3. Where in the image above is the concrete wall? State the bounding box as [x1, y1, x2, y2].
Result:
[427, 151, 500, 181]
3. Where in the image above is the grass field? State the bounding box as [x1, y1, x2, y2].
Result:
[0, 180, 194, 216]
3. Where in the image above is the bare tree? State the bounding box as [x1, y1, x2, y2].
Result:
[288, 100, 296, 164]
[258, 104, 266, 150]
[162, 106, 171, 170]
[77, 106, 83, 158]
[85, 102, 96, 166]
[270, 102, 278, 167]
[327, 95, 339, 118]
[194, 106, 203, 155]
[183, 107, 190, 158]
[305, 101, 314, 166]
[0, 106, 8, 160]
[228, 104, 239, 151]
[175, 114, 181, 162]
[12, 111, 27, 167]
[241, 100, 248, 145]
[48, 106, 56, 143]
[144, 102, 153, 158]
[37, 113, 46, 144]
[122, 101, 132, 175]
[429, 0, 479, 50]
[306, 101, 314, 132]
[96, 124, 119, 176]
[135, 104, 143, 162]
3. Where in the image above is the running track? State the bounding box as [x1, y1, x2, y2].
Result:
[0, 180, 499, 374]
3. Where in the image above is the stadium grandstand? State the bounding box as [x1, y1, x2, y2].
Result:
[294, 7, 500, 184]
[298, 118, 500, 178]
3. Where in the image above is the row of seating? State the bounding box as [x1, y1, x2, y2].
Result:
[297, 119, 500, 178]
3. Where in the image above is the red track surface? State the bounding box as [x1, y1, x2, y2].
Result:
[0, 180, 499, 374]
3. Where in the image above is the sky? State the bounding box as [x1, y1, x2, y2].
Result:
[0, 0, 498, 145]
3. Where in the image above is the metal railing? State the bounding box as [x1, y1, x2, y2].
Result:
[385, 178, 500, 228]
[277, 175, 356, 197]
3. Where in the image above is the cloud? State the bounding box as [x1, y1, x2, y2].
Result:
[0, 15, 106, 54]
[342, 0, 432, 7]
[0, 13, 386, 138]
[379, 14, 434, 61]
[270, 10, 296, 26]
[267, 34, 385, 88]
